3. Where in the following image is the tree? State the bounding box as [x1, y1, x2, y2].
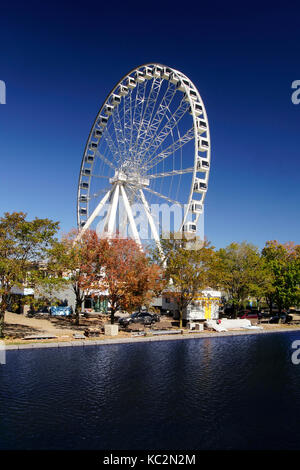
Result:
[48, 229, 105, 325]
[0, 212, 59, 338]
[262, 241, 300, 314]
[49, 233, 163, 326]
[247, 254, 275, 310]
[98, 237, 163, 325]
[215, 242, 272, 317]
[155, 233, 215, 328]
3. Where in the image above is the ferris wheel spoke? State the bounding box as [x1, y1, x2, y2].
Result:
[138, 82, 177, 162]
[145, 127, 195, 171]
[90, 186, 112, 199]
[89, 174, 111, 179]
[147, 167, 194, 179]
[133, 80, 148, 145]
[130, 78, 163, 156]
[143, 186, 183, 207]
[111, 106, 126, 163]
[141, 98, 189, 164]
[149, 80, 176, 128]
[138, 78, 161, 133]
[123, 90, 132, 156]
[101, 127, 121, 164]
[129, 82, 142, 152]
[131, 79, 150, 155]
[96, 150, 117, 170]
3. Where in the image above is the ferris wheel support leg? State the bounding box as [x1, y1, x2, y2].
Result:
[120, 185, 142, 248]
[106, 184, 120, 237]
[76, 189, 112, 241]
[139, 189, 163, 259]
[119, 209, 128, 238]
[102, 190, 114, 234]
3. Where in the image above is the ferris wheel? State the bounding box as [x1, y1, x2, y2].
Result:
[77, 63, 211, 250]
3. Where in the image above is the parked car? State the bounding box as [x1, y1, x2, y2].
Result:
[49, 305, 73, 316]
[224, 306, 234, 317]
[269, 313, 292, 324]
[237, 309, 261, 320]
[119, 311, 160, 327]
[287, 310, 300, 322]
[259, 310, 271, 318]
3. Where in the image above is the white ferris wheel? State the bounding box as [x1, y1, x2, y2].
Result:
[77, 63, 211, 251]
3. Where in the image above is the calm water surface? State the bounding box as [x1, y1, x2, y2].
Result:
[1, 332, 300, 450]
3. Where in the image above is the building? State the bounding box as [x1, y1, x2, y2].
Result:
[183, 289, 221, 321]
[152, 288, 222, 321]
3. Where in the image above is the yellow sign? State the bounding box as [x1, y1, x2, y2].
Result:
[204, 300, 211, 319]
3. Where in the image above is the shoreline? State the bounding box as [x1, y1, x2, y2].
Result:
[4, 325, 300, 350]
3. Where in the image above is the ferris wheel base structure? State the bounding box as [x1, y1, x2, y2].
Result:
[76, 63, 211, 250]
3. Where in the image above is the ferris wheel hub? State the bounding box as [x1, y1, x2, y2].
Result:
[109, 170, 149, 187]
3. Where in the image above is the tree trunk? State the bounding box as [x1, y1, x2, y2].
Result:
[179, 309, 183, 329]
[110, 308, 115, 325]
[0, 310, 4, 339]
[269, 300, 273, 317]
[278, 304, 283, 323]
[0, 296, 7, 338]
[232, 303, 238, 319]
[75, 299, 82, 325]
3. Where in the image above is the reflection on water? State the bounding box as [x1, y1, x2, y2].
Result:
[1, 332, 300, 450]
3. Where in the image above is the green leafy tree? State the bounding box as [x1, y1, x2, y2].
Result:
[248, 255, 275, 310]
[0, 212, 59, 337]
[262, 241, 300, 314]
[155, 233, 215, 328]
[215, 242, 271, 317]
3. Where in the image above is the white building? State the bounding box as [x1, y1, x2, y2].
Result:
[183, 289, 221, 321]
[152, 288, 222, 321]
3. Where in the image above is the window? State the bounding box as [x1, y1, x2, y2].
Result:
[84, 298, 92, 309]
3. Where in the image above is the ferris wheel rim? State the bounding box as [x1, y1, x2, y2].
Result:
[77, 63, 211, 241]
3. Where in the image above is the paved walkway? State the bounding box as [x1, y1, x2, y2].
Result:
[4, 320, 300, 350]
[4, 311, 82, 338]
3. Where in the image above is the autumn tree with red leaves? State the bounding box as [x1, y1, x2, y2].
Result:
[49, 229, 106, 325]
[50, 232, 163, 325]
[98, 237, 164, 324]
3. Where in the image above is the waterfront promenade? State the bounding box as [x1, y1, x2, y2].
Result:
[5, 323, 300, 350]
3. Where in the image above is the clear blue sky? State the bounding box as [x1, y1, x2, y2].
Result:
[0, 0, 299, 249]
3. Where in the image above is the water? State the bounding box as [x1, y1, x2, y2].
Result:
[1, 332, 300, 450]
